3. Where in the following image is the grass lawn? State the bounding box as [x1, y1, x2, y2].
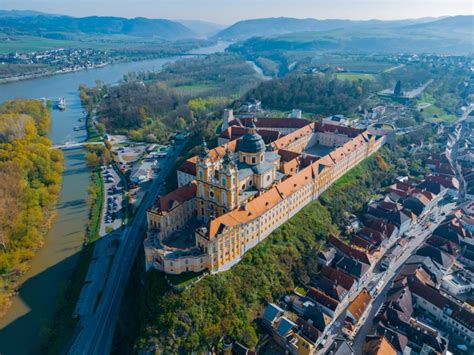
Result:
[173, 82, 220, 95]
[86, 116, 102, 142]
[336, 72, 376, 81]
[418, 93, 457, 122]
[166, 271, 205, 288]
[87, 171, 104, 242]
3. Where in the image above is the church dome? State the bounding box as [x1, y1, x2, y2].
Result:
[239, 122, 265, 154]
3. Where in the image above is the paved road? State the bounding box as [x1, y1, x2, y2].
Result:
[351, 201, 455, 353]
[68, 142, 186, 355]
[319, 201, 455, 353]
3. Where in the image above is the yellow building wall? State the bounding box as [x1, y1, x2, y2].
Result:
[147, 129, 385, 275]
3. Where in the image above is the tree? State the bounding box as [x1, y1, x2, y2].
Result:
[177, 117, 187, 130]
[86, 152, 102, 170]
[394, 80, 402, 96]
[96, 123, 106, 137]
[0, 164, 22, 250]
[0, 100, 64, 311]
[104, 140, 112, 151]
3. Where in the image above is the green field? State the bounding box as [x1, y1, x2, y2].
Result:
[418, 93, 457, 122]
[309, 55, 394, 74]
[336, 72, 376, 81]
[0, 33, 191, 54]
[0, 35, 85, 54]
[87, 172, 104, 242]
[173, 82, 220, 95]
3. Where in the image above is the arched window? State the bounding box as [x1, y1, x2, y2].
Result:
[199, 170, 203, 179]
[252, 157, 256, 164]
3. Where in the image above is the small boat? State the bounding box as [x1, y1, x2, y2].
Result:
[57, 98, 66, 111]
[74, 126, 80, 131]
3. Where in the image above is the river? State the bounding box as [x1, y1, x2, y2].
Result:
[0, 41, 230, 355]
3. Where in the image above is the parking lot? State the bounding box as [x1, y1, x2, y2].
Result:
[100, 166, 124, 236]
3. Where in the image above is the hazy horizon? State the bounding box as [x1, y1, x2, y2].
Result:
[2, 0, 473, 25]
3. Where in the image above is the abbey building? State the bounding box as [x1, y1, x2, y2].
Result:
[144, 115, 385, 274]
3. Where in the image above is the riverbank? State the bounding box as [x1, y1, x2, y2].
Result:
[0, 41, 231, 355]
[0, 209, 58, 318]
[86, 171, 105, 243]
[0, 41, 232, 86]
[0, 63, 110, 85]
[0, 100, 64, 318]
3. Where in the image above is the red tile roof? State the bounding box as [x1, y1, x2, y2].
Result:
[328, 235, 371, 265]
[234, 117, 312, 129]
[426, 174, 459, 190]
[314, 122, 365, 137]
[320, 265, 356, 290]
[178, 159, 197, 175]
[150, 182, 197, 214]
[271, 124, 314, 150]
[307, 287, 339, 311]
[410, 281, 474, 331]
[220, 126, 281, 142]
[363, 336, 397, 355]
[347, 288, 372, 322]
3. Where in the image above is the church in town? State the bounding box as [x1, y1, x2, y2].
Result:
[144, 112, 386, 274]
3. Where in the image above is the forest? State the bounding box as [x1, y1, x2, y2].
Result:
[113, 145, 408, 353]
[240, 74, 374, 115]
[0, 100, 63, 315]
[87, 53, 262, 143]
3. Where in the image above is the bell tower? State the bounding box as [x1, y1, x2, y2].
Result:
[196, 138, 213, 221]
[220, 147, 238, 212]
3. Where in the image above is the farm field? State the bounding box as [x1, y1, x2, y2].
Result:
[336, 72, 376, 81]
[310, 55, 395, 73]
[173, 82, 220, 95]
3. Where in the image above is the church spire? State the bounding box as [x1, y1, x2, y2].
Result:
[248, 119, 257, 134]
[223, 146, 232, 165]
[199, 137, 209, 158]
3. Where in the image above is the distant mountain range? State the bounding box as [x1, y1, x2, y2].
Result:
[0, 10, 59, 18]
[402, 15, 473, 35]
[0, 10, 472, 54]
[212, 16, 446, 41]
[228, 15, 474, 56]
[0, 12, 196, 40]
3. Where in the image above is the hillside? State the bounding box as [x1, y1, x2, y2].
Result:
[402, 15, 473, 36]
[0, 15, 196, 40]
[228, 16, 474, 57]
[214, 17, 349, 41]
[213, 16, 441, 41]
[0, 10, 58, 18]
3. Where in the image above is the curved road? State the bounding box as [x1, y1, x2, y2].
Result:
[68, 142, 186, 354]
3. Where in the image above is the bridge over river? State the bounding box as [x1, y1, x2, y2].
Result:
[52, 141, 104, 150]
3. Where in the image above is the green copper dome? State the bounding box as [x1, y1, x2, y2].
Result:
[239, 122, 265, 154]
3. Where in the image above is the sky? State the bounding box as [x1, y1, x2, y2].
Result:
[2, 0, 472, 24]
